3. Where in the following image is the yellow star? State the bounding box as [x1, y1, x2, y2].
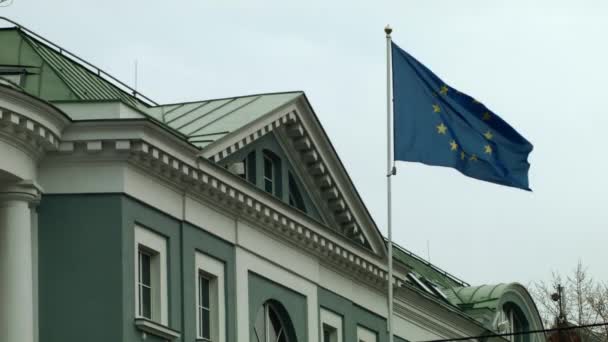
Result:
[460, 151, 466, 160]
[469, 154, 478, 161]
[482, 112, 491, 121]
[483, 130, 493, 140]
[436, 123, 448, 135]
[449, 140, 458, 151]
[439, 85, 449, 95]
[484, 145, 493, 154]
[432, 104, 441, 113]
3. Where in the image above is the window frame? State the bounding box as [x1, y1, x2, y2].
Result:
[357, 326, 377, 342]
[195, 252, 225, 342]
[263, 153, 275, 194]
[134, 225, 168, 325]
[320, 308, 342, 342]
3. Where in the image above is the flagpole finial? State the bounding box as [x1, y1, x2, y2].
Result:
[384, 25, 392, 36]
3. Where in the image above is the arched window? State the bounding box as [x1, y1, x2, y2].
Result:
[254, 300, 296, 342]
[497, 304, 529, 342]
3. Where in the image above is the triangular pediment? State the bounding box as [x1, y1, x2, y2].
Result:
[216, 132, 326, 224]
[196, 93, 387, 257]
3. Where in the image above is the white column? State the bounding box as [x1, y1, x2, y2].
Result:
[0, 181, 41, 342]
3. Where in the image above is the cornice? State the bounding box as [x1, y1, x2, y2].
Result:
[50, 137, 393, 289]
[0, 84, 71, 135]
[198, 99, 380, 255]
[0, 107, 60, 158]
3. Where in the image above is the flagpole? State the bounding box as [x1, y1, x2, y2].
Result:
[385, 24, 395, 342]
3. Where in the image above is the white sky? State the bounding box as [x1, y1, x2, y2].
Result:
[3, 0, 607, 286]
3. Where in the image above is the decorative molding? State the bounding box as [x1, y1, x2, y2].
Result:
[0, 180, 43, 205]
[206, 108, 372, 251]
[0, 108, 60, 157]
[208, 111, 297, 162]
[45, 137, 392, 288]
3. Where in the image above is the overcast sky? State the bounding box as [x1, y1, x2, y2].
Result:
[3, 0, 607, 286]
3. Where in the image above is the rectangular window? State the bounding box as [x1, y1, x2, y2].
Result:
[320, 309, 342, 342]
[196, 253, 225, 342]
[357, 326, 377, 342]
[198, 274, 211, 340]
[264, 155, 274, 193]
[134, 226, 168, 325]
[138, 249, 153, 319]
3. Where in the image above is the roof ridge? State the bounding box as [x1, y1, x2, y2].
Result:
[389, 238, 469, 287]
[155, 90, 304, 108]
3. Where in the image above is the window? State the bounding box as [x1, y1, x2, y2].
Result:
[288, 172, 306, 213]
[134, 226, 168, 325]
[356, 326, 377, 342]
[263, 154, 275, 194]
[496, 304, 528, 342]
[243, 151, 256, 184]
[320, 309, 342, 342]
[195, 252, 225, 342]
[138, 249, 153, 319]
[254, 300, 295, 342]
[198, 275, 211, 340]
[262, 150, 282, 196]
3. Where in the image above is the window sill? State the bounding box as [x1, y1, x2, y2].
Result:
[134, 318, 181, 340]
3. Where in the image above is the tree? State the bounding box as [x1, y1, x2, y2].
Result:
[530, 261, 608, 341]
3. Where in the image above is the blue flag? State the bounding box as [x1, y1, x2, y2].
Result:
[392, 42, 533, 190]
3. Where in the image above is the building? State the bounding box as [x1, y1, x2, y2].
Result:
[0, 18, 544, 342]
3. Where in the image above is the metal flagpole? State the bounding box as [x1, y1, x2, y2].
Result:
[384, 24, 395, 342]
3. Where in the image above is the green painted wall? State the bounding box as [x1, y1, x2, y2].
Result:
[318, 287, 409, 342]
[182, 222, 236, 342]
[248, 272, 307, 342]
[38, 194, 124, 342]
[38, 194, 238, 342]
[120, 196, 183, 342]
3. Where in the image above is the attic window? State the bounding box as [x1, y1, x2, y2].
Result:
[288, 172, 306, 213]
[244, 151, 256, 183]
[262, 150, 281, 196]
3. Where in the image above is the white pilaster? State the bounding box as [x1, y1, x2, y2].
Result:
[0, 181, 42, 342]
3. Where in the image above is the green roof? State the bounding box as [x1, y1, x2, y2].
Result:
[148, 92, 302, 148]
[0, 27, 150, 108]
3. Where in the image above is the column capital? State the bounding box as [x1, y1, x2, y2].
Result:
[0, 180, 43, 204]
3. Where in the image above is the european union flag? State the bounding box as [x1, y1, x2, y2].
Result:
[392, 42, 533, 190]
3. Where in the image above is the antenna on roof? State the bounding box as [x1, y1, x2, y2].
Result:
[134, 59, 138, 93]
[426, 240, 431, 262]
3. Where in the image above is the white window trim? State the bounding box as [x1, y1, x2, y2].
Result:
[357, 326, 377, 342]
[195, 252, 225, 342]
[134, 225, 168, 325]
[320, 308, 343, 342]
